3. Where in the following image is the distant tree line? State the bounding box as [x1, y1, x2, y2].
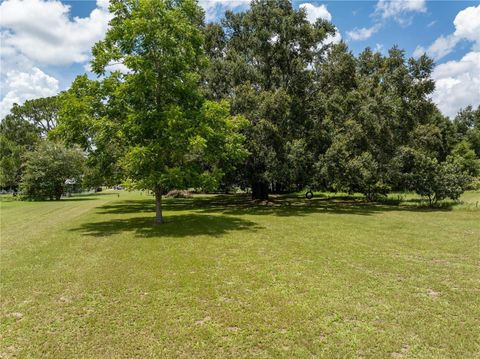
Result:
[1, 0, 479, 219]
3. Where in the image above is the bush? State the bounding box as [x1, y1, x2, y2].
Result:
[467, 176, 480, 191]
[393, 147, 471, 205]
[409, 154, 470, 205]
[433, 161, 470, 203]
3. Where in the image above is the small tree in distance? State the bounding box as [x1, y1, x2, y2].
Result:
[394, 147, 471, 206]
[20, 141, 84, 200]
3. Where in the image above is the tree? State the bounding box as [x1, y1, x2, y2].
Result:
[203, 0, 336, 199]
[0, 115, 40, 190]
[454, 105, 480, 157]
[20, 141, 84, 200]
[89, 0, 247, 223]
[449, 140, 480, 177]
[52, 74, 126, 187]
[1, 96, 61, 190]
[6, 96, 60, 137]
[314, 45, 440, 199]
[392, 146, 470, 205]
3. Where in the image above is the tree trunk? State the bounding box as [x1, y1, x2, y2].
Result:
[155, 187, 163, 224]
[251, 181, 269, 200]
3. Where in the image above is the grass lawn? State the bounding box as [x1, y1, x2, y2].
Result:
[1, 191, 479, 358]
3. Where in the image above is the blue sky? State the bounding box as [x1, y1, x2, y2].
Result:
[1, 0, 479, 118]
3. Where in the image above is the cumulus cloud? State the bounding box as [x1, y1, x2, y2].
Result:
[324, 31, 342, 45]
[413, 5, 480, 60]
[413, 5, 480, 117]
[0, 0, 111, 118]
[299, 3, 331, 23]
[0, 67, 59, 119]
[432, 51, 480, 118]
[300, 3, 341, 44]
[0, 0, 111, 66]
[453, 4, 480, 46]
[347, 24, 380, 41]
[375, 0, 426, 25]
[413, 35, 458, 60]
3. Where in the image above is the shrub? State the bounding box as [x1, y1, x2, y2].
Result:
[410, 154, 470, 205]
[467, 176, 480, 191]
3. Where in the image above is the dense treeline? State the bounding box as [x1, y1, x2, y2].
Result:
[1, 0, 479, 219]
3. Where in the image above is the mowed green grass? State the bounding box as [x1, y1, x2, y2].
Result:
[1, 191, 479, 358]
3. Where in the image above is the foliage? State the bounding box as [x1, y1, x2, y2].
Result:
[454, 105, 480, 157]
[468, 176, 480, 190]
[449, 140, 480, 177]
[0, 115, 40, 189]
[203, 0, 336, 199]
[4, 96, 59, 137]
[85, 0, 247, 222]
[2, 0, 478, 209]
[394, 147, 471, 205]
[53, 74, 126, 187]
[20, 141, 84, 200]
[312, 44, 452, 201]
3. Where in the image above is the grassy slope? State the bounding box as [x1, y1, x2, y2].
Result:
[1, 191, 479, 358]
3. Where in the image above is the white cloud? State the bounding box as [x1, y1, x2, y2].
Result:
[0, 0, 111, 118]
[0, 0, 111, 66]
[453, 5, 480, 46]
[413, 5, 480, 60]
[375, 0, 426, 25]
[431, 51, 480, 118]
[324, 30, 342, 45]
[84, 60, 131, 75]
[299, 3, 341, 45]
[299, 3, 332, 23]
[348, 1, 426, 44]
[413, 35, 459, 60]
[0, 30, 60, 118]
[199, 0, 250, 22]
[105, 61, 132, 74]
[347, 24, 380, 41]
[0, 67, 59, 119]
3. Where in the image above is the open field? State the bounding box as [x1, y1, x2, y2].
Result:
[1, 191, 479, 358]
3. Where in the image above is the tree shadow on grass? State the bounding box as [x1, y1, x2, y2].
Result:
[70, 213, 261, 238]
[95, 194, 454, 219]
[63, 192, 120, 200]
[59, 197, 98, 202]
[19, 192, 119, 202]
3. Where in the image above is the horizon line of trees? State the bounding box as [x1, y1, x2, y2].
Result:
[1, 0, 479, 221]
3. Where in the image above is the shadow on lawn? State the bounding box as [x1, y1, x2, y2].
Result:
[96, 194, 454, 218]
[70, 213, 261, 238]
[62, 193, 120, 201]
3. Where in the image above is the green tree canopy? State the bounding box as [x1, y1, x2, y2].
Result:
[20, 141, 84, 200]
[203, 0, 336, 199]
[0, 114, 40, 189]
[5, 96, 60, 137]
[81, 0, 247, 223]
